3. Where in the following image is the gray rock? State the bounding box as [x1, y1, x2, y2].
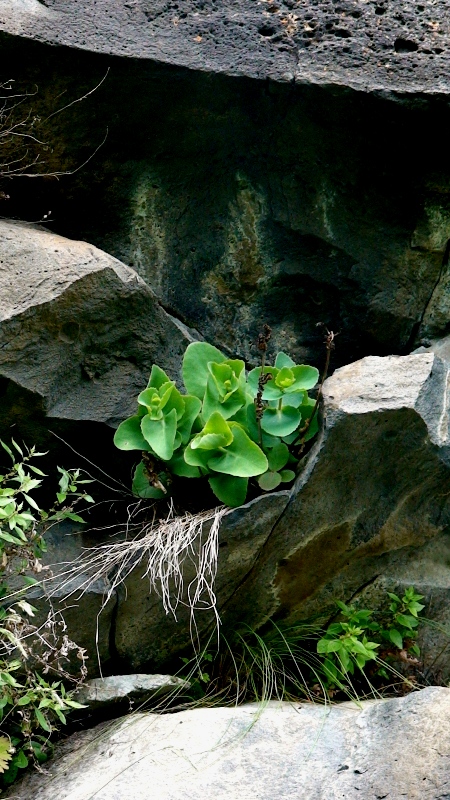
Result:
[2, 1, 450, 95]
[74, 674, 190, 710]
[2, 44, 450, 365]
[6, 687, 450, 799]
[220, 353, 450, 673]
[0, 219, 196, 427]
[114, 491, 289, 670]
[27, 521, 116, 678]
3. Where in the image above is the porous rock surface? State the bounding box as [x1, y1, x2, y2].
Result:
[0, 219, 196, 427]
[6, 687, 450, 800]
[2, 0, 450, 94]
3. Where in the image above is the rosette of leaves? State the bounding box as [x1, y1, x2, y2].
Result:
[114, 365, 202, 498]
[247, 353, 319, 491]
[184, 412, 268, 506]
[114, 342, 320, 507]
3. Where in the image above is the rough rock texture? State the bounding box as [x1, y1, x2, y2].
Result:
[2, 39, 450, 367]
[1, 33, 450, 370]
[0, 219, 196, 428]
[2, 1, 450, 94]
[74, 674, 190, 711]
[218, 352, 450, 679]
[6, 688, 450, 800]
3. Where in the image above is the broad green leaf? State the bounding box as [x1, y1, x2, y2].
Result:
[164, 385, 186, 421]
[284, 365, 319, 392]
[177, 395, 202, 444]
[191, 412, 233, 451]
[147, 364, 172, 390]
[246, 366, 278, 398]
[267, 442, 289, 472]
[202, 378, 246, 421]
[132, 462, 167, 499]
[14, 749, 28, 769]
[114, 416, 151, 451]
[167, 450, 201, 478]
[389, 628, 403, 649]
[184, 443, 212, 470]
[317, 638, 342, 654]
[141, 408, 178, 461]
[182, 342, 226, 398]
[208, 474, 248, 507]
[207, 424, 268, 477]
[279, 469, 296, 483]
[258, 471, 282, 491]
[261, 405, 301, 437]
[275, 352, 296, 369]
[396, 614, 418, 629]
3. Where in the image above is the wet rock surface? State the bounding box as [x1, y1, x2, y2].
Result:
[6, 687, 450, 800]
[2, 1, 450, 94]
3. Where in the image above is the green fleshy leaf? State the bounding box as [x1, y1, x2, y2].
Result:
[167, 450, 201, 478]
[281, 391, 305, 408]
[147, 364, 172, 390]
[267, 442, 289, 472]
[164, 385, 186, 420]
[258, 471, 282, 491]
[141, 408, 178, 461]
[208, 474, 248, 507]
[279, 469, 296, 483]
[275, 352, 296, 369]
[132, 461, 167, 499]
[261, 405, 301, 437]
[247, 366, 278, 398]
[114, 416, 151, 451]
[191, 412, 233, 450]
[207, 423, 268, 477]
[177, 395, 202, 444]
[182, 342, 226, 399]
[202, 377, 246, 421]
[284, 365, 319, 392]
[184, 442, 212, 470]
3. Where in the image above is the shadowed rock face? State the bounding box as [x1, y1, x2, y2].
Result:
[2, 1, 450, 93]
[2, 39, 450, 369]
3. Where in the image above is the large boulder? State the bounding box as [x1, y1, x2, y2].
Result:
[1, 39, 450, 368]
[113, 492, 290, 670]
[219, 352, 450, 679]
[0, 219, 196, 428]
[6, 687, 450, 799]
[2, 1, 450, 94]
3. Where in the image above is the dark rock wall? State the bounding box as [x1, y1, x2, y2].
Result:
[2, 36, 450, 370]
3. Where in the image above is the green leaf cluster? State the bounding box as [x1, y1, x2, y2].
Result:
[0, 441, 92, 787]
[316, 588, 426, 690]
[114, 342, 320, 507]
